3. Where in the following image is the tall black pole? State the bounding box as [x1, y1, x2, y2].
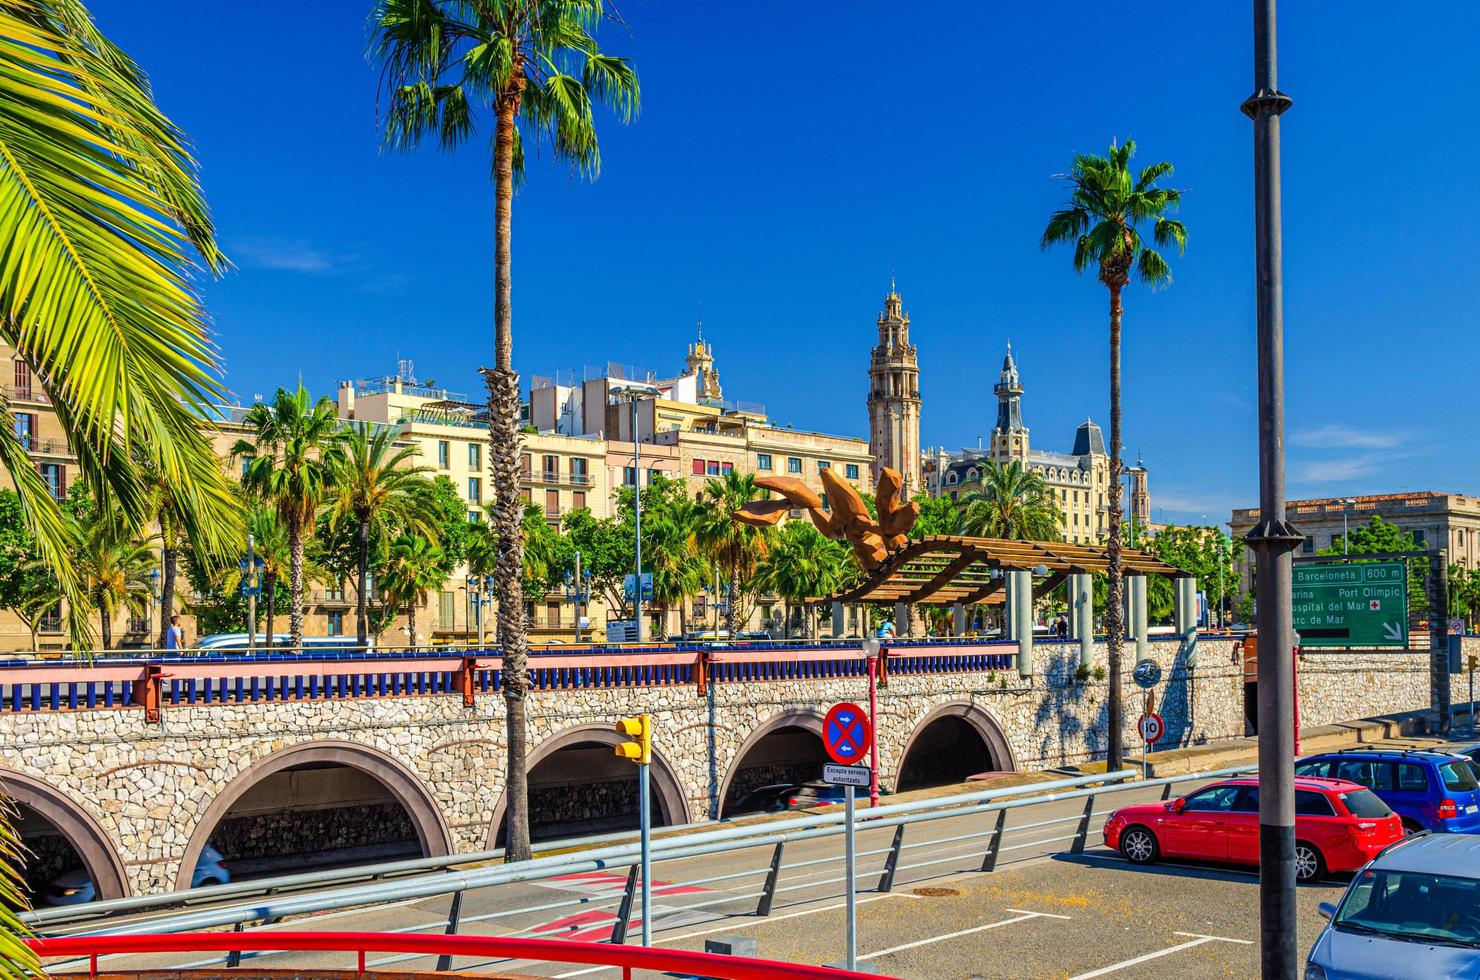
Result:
[1241, 1, 1302, 976]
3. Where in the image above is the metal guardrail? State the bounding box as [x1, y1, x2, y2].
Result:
[29, 931, 883, 980]
[36, 764, 1256, 943]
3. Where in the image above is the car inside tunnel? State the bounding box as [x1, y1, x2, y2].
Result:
[13, 802, 89, 904]
[721, 724, 830, 817]
[494, 740, 670, 845]
[202, 761, 425, 879]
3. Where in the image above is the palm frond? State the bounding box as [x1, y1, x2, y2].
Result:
[1137, 246, 1172, 286]
[1040, 206, 1088, 249]
[1153, 217, 1187, 254]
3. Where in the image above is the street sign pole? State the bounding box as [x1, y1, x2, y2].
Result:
[246, 534, 257, 653]
[638, 757, 651, 946]
[844, 782, 856, 971]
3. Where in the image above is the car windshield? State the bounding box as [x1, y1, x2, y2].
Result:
[1440, 762, 1480, 792]
[1339, 788, 1392, 818]
[1334, 868, 1480, 947]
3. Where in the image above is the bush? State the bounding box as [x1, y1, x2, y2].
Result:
[1074, 663, 1092, 682]
[1093, 665, 1107, 682]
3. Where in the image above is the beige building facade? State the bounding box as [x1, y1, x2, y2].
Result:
[1229, 491, 1480, 595]
[867, 287, 922, 495]
[926, 347, 1119, 545]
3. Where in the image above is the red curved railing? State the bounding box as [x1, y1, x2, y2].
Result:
[28, 930, 890, 979]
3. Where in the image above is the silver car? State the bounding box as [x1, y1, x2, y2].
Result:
[1306, 833, 1480, 979]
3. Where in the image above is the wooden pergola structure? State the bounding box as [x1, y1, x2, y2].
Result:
[821, 535, 1186, 607]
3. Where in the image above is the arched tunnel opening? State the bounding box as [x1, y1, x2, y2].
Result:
[13, 803, 89, 904]
[894, 715, 1001, 793]
[204, 761, 425, 879]
[721, 725, 830, 817]
[495, 741, 672, 845]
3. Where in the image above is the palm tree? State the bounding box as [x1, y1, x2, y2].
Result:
[645, 496, 708, 637]
[370, 0, 639, 865]
[242, 503, 289, 645]
[0, 796, 38, 980]
[755, 521, 850, 638]
[381, 533, 448, 651]
[958, 461, 1064, 541]
[0, 0, 241, 648]
[73, 518, 155, 650]
[233, 386, 340, 651]
[1041, 139, 1186, 770]
[323, 423, 439, 648]
[694, 472, 770, 639]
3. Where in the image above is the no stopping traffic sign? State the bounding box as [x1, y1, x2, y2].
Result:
[823, 702, 871, 765]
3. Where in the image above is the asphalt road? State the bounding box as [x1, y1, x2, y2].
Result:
[45, 731, 1468, 977]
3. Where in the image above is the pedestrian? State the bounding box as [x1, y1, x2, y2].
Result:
[1057, 615, 1069, 639]
[165, 614, 185, 651]
[876, 619, 896, 640]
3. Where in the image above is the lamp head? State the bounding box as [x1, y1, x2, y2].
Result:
[861, 637, 881, 658]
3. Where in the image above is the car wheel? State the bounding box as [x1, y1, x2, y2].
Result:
[1294, 841, 1325, 883]
[1119, 826, 1159, 864]
[1401, 818, 1424, 836]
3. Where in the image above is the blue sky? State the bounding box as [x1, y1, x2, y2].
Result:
[92, 1, 1480, 525]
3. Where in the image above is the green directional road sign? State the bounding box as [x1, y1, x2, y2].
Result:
[1292, 561, 1409, 648]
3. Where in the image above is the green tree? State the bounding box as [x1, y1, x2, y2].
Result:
[381, 533, 448, 651]
[371, 0, 639, 865]
[1148, 526, 1238, 624]
[1041, 139, 1185, 771]
[323, 423, 439, 647]
[0, 491, 60, 651]
[0, 0, 247, 659]
[233, 385, 340, 650]
[957, 461, 1064, 540]
[520, 503, 574, 600]
[73, 515, 155, 650]
[1449, 565, 1480, 631]
[641, 487, 708, 637]
[563, 507, 634, 618]
[694, 472, 770, 639]
[910, 493, 963, 538]
[754, 521, 851, 637]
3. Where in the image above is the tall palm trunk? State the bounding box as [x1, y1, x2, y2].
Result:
[488, 82, 532, 865]
[726, 553, 740, 639]
[97, 592, 113, 650]
[288, 523, 305, 651]
[356, 517, 370, 649]
[1103, 282, 1126, 771]
[158, 528, 176, 647]
[264, 571, 277, 647]
[407, 600, 417, 653]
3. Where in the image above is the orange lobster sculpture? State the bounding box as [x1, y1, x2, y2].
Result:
[732, 466, 918, 570]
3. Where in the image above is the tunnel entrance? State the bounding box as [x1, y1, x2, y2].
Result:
[496, 741, 672, 846]
[895, 716, 994, 792]
[13, 803, 88, 903]
[204, 761, 424, 879]
[721, 724, 829, 817]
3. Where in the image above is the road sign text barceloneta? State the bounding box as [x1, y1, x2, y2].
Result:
[1292, 561, 1408, 648]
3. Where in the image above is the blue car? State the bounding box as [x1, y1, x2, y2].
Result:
[1306, 833, 1480, 979]
[44, 845, 229, 906]
[1295, 749, 1480, 834]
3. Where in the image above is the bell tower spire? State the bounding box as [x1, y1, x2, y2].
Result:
[866, 281, 921, 496]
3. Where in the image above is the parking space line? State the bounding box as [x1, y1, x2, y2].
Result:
[1068, 932, 1251, 979]
[858, 909, 1071, 962]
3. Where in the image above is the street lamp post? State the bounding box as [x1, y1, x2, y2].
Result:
[148, 568, 161, 650]
[611, 382, 661, 643]
[1342, 498, 1357, 555]
[861, 636, 881, 808]
[1242, 1, 1303, 974]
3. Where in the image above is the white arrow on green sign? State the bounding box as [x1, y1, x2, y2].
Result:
[1293, 561, 1409, 648]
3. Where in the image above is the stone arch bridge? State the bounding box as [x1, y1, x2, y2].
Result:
[0, 636, 1444, 897]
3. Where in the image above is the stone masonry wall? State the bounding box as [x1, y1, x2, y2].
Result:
[0, 635, 1469, 896]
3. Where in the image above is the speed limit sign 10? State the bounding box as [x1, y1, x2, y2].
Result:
[1138, 712, 1165, 745]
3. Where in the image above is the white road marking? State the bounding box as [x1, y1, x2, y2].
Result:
[859, 908, 1072, 961]
[547, 893, 905, 978]
[1069, 932, 1252, 979]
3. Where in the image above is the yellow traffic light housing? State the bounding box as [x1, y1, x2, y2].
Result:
[614, 714, 652, 765]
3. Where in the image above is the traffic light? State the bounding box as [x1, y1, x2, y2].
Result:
[614, 714, 652, 765]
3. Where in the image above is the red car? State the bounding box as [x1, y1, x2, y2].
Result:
[1102, 776, 1403, 882]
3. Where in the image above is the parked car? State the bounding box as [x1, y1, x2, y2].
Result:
[45, 845, 229, 906]
[1306, 832, 1480, 979]
[1103, 776, 1402, 882]
[1295, 749, 1480, 834]
[730, 781, 877, 816]
[729, 783, 797, 815]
